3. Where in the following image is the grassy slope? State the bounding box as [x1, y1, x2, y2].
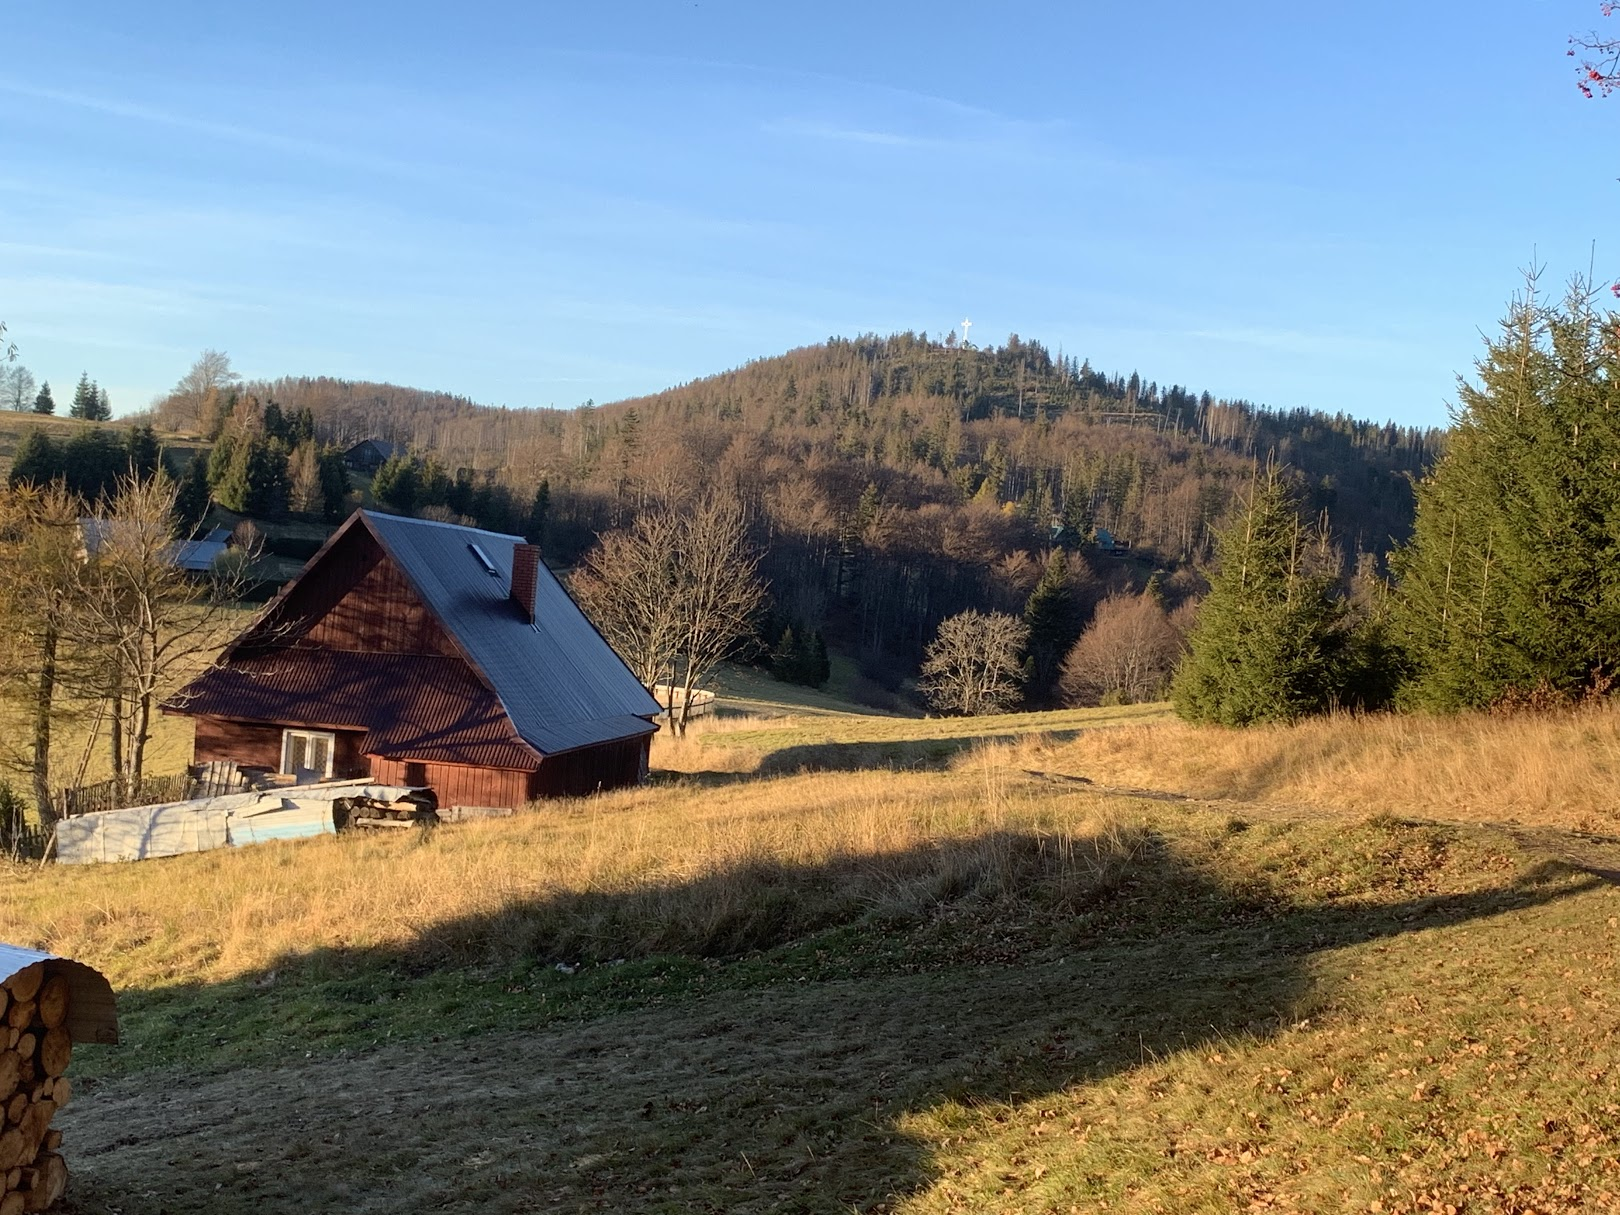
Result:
[654, 694, 1171, 777]
[3, 704, 1618, 1213]
[1046, 705, 1620, 833]
[0, 414, 109, 478]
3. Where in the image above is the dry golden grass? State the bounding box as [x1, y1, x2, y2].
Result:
[650, 701, 1172, 777]
[35, 758, 1620, 1215]
[0, 602, 255, 803]
[6, 707, 1620, 1213]
[1043, 704, 1620, 831]
[0, 764, 1137, 992]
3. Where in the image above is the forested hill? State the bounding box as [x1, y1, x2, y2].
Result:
[205, 334, 1439, 681]
[609, 333, 1439, 559]
[251, 332, 1438, 565]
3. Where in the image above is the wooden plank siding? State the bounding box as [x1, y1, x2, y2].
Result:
[530, 737, 650, 799]
[193, 717, 368, 780]
[240, 524, 457, 660]
[301, 545, 460, 657]
[367, 756, 531, 810]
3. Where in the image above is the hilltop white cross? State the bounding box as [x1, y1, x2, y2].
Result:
[960, 317, 972, 346]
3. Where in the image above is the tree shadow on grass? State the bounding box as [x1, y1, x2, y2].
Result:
[753, 728, 1086, 777]
[647, 732, 1059, 787]
[59, 825, 1603, 1215]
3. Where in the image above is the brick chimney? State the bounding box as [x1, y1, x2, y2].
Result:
[510, 543, 541, 623]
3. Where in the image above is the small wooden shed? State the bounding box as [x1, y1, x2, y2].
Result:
[342, 439, 403, 473]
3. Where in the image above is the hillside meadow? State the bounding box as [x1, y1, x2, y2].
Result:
[0, 702, 1617, 1212]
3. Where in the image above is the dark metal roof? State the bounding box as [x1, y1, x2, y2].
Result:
[173, 650, 546, 770]
[83, 518, 229, 573]
[343, 438, 403, 461]
[361, 511, 660, 756]
[172, 534, 229, 572]
[170, 510, 660, 762]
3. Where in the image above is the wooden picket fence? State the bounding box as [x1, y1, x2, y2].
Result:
[5, 824, 53, 863]
[52, 772, 197, 821]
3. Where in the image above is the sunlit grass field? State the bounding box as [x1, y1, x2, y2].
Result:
[3, 698, 1619, 1213]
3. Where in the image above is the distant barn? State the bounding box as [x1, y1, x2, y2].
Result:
[165, 510, 661, 809]
[342, 438, 404, 473]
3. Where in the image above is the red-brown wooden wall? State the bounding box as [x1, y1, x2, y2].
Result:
[193, 717, 368, 778]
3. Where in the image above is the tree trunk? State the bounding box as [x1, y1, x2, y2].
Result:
[128, 672, 154, 796]
[30, 626, 56, 825]
[108, 671, 126, 808]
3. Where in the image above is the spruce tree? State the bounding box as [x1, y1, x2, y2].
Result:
[771, 626, 804, 684]
[1391, 279, 1620, 709]
[126, 425, 161, 479]
[96, 386, 112, 421]
[372, 453, 420, 514]
[317, 446, 351, 521]
[1172, 465, 1346, 725]
[527, 479, 551, 546]
[1022, 550, 1081, 703]
[173, 451, 212, 530]
[69, 373, 96, 419]
[7, 430, 59, 488]
[808, 631, 831, 687]
[214, 435, 287, 516]
[31, 382, 53, 415]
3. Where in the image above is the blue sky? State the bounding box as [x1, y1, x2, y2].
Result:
[3, 2, 1616, 427]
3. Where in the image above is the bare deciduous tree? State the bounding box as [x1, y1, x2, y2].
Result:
[1059, 591, 1185, 707]
[71, 475, 257, 800]
[572, 508, 684, 692]
[919, 609, 1030, 716]
[162, 349, 239, 434]
[573, 493, 766, 735]
[2, 365, 37, 412]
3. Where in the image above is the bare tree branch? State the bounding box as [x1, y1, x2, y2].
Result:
[919, 610, 1029, 716]
[572, 492, 766, 735]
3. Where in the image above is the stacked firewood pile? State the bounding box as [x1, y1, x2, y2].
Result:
[0, 965, 73, 1213]
[345, 789, 438, 830]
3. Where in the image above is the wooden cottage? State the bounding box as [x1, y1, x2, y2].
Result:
[342, 438, 403, 473]
[165, 510, 661, 808]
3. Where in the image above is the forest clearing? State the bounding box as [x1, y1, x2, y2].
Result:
[3, 701, 1618, 1213]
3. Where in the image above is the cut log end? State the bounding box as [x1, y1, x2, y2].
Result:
[36, 1033, 69, 1082]
[32, 982, 66, 1034]
[22, 1153, 64, 1212]
[0, 967, 42, 1007]
[0, 967, 74, 1214]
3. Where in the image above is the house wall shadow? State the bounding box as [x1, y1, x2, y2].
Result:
[60, 828, 1602, 1215]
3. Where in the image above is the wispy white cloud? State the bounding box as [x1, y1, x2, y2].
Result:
[765, 119, 931, 148]
[0, 79, 426, 178]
